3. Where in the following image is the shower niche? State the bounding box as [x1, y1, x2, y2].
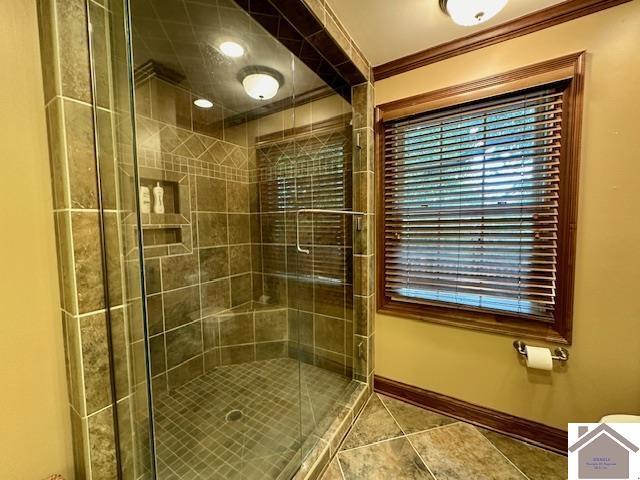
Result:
[138, 169, 192, 254]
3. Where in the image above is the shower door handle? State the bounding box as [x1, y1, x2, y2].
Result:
[295, 209, 365, 254]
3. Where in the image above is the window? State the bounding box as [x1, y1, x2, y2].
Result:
[376, 54, 585, 343]
[256, 120, 352, 285]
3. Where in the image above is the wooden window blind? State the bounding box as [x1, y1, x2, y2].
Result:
[383, 86, 562, 320]
[377, 54, 585, 344]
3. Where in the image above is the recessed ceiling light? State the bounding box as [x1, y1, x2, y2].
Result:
[439, 0, 508, 27]
[193, 98, 214, 109]
[242, 73, 280, 100]
[219, 41, 244, 58]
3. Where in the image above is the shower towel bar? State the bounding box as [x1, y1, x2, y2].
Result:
[296, 209, 366, 254]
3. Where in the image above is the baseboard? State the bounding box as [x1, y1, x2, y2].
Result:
[374, 375, 567, 455]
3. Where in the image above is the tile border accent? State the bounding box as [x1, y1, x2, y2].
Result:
[373, 0, 631, 80]
[374, 375, 568, 455]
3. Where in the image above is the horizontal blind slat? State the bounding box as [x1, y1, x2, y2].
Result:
[384, 122, 562, 156]
[387, 92, 564, 132]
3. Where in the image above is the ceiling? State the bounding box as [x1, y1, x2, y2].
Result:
[130, 0, 328, 117]
[326, 0, 566, 66]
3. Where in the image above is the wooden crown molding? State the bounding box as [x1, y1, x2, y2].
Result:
[375, 375, 568, 454]
[377, 51, 585, 121]
[373, 0, 630, 81]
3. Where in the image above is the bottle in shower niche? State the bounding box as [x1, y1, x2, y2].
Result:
[139, 185, 151, 214]
[153, 182, 165, 214]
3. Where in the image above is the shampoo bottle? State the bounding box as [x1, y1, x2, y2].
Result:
[140, 186, 151, 214]
[153, 182, 165, 214]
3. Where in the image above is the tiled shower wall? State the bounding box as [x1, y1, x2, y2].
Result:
[37, 0, 151, 478]
[133, 76, 294, 393]
[134, 76, 360, 387]
[352, 82, 375, 385]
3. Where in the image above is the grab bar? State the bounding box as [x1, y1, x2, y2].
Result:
[296, 209, 365, 254]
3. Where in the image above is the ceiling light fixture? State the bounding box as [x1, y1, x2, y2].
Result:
[439, 0, 508, 27]
[193, 98, 214, 109]
[243, 73, 279, 100]
[219, 41, 244, 58]
[238, 66, 284, 101]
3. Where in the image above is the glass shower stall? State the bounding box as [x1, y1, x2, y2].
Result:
[86, 0, 361, 478]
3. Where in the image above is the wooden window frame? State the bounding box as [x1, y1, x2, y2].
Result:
[376, 52, 585, 344]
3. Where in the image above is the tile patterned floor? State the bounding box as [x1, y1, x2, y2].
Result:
[154, 357, 352, 479]
[322, 393, 568, 480]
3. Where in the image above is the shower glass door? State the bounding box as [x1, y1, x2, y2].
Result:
[127, 1, 306, 477]
[90, 0, 357, 478]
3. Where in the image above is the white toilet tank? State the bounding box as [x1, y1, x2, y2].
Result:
[600, 414, 640, 423]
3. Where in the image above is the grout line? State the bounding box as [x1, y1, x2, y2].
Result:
[193, 173, 207, 375]
[396, 421, 462, 437]
[85, 401, 115, 419]
[377, 392, 408, 436]
[477, 429, 532, 480]
[339, 432, 408, 454]
[381, 396, 443, 480]
[405, 421, 464, 438]
[403, 433, 439, 480]
[159, 257, 169, 392]
[57, 95, 94, 109]
[335, 454, 347, 480]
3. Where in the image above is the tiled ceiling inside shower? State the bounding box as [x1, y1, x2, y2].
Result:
[130, 0, 328, 118]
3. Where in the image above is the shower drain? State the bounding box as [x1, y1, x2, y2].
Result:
[225, 409, 243, 422]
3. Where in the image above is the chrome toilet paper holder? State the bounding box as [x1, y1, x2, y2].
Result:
[513, 340, 570, 362]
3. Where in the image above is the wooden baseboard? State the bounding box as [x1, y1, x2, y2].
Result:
[374, 375, 567, 455]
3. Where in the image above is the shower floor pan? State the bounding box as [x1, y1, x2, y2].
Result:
[153, 357, 352, 479]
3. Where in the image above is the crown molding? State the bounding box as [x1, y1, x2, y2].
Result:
[373, 0, 631, 81]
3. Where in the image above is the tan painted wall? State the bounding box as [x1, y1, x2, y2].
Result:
[374, 2, 640, 430]
[0, 1, 74, 478]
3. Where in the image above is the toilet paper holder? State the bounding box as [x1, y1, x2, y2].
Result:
[513, 340, 569, 362]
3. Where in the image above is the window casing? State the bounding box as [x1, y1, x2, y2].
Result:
[376, 53, 585, 344]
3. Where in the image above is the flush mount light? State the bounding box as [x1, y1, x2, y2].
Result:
[242, 73, 280, 100]
[219, 41, 244, 58]
[238, 66, 283, 101]
[439, 0, 508, 26]
[193, 98, 214, 109]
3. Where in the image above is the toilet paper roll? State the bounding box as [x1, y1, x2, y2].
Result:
[525, 346, 553, 371]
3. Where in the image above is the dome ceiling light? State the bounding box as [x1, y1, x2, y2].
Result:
[239, 67, 283, 101]
[439, 0, 508, 27]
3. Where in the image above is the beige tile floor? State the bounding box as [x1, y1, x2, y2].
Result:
[321, 393, 567, 480]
